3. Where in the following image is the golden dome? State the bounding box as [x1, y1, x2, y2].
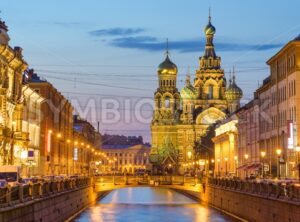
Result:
[225, 75, 243, 101]
[180, 74, 197, 100]
[157, 54, 177, 75]
[204, 16, 216, 35]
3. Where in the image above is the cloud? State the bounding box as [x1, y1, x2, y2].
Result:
[109, 36, 282, 53]
[89, 28, 145, 37]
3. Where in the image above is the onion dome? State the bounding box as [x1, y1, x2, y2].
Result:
[157, 53, 177, 75]
[180, 74, 197, 100]
[204, 12, 216, 36]
[225, 71, 243, 101]
[0, 18, 10, 45]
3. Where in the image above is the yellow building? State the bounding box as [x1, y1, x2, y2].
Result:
[212, 116, 239, 177]
[0, 18, 29, 166]
[100, 144, 150, 174]
[150, 14, 243, 173]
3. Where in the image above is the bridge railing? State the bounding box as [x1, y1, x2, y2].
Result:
[0, 177, 91, 208]
[94, 175, 198, 186]
[208, 177, 300, 202]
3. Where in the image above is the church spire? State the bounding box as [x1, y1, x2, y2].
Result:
[228, 70, 232, 87]
[199, 9, 220, 70]
[185, 66, 191, 86]
[203, 8, 216, 58]
[232, 66, 236, 84]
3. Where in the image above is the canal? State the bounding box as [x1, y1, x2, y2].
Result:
[72, 187, 239, 222]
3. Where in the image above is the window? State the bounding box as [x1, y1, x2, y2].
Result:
[208, 85, 213, 99]
[165, 97, 170, 108]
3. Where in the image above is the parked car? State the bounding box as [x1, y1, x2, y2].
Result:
[21, 178, 35, 184]
[0, 179, 8, 187]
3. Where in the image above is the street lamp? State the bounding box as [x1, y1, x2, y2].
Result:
[276, 149, 282, 179]
[224, 157, 228, 176]
[261, 151, 266, 179]
[295, 146, 300, 181]
[211, 159, 215, 177]
[217, 158, 220, 177]
[244, 154, 249, 178]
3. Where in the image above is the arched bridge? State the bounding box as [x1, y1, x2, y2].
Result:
[93, 175, 204, 194]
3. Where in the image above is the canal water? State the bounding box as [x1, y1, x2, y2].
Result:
[73, 187, 238, 222]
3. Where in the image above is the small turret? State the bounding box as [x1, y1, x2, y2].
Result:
[0, 17, 10, 45]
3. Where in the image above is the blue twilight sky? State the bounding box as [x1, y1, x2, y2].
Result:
[2, 0, 300, 142]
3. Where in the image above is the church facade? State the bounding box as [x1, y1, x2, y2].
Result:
[149, 15, 243, 173]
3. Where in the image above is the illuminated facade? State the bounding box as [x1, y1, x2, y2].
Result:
[150, 14, 243, 173]
[21, 85, 45, 176]
[24, 70, 74, 175]
[73, 115, 102, 175]
[100, 144, 150, 174]
[212, 116, 239, 177]
[256, 36, 300, 178]
[0, 19, 29, 167]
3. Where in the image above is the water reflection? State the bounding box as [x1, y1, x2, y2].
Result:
[73, 187, 237, 222]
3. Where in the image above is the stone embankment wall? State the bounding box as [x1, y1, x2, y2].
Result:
[174, 178, 300, 222]
[0, 178, 107, 222]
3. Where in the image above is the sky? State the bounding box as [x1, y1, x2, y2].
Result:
[2, 0, 300, 142]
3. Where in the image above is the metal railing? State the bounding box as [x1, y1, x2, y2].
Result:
[0, 177, 91, 208]
[208, 177, 300, 202]
[94, 175, 199, 186]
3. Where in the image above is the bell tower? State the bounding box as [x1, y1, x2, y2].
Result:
[194, 11, 226, 106]
[152, 41, 180, 125]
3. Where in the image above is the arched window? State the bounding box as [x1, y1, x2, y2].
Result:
[208, 85, 213, 99]
[165, 97, 170, 108]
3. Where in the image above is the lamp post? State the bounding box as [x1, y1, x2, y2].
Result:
[234, 156, 238, 177]
[187, 151, 192, 174]
[276, 149, 282, 179]
[295, 146, 300, 181]
[261, 151, 266, 179]
[211, 159, 215, 177]
[224, 157, 228, 176]
[244, 154, 249, 178]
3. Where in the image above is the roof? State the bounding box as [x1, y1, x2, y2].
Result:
[102, 144, 150, 150]
[267, 35, 300, 65]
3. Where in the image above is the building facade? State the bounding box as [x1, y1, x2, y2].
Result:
[100, 144, 151, 174]
[150, 14, 243, 173]
[236, 99, 261, 178]
[21, 85, 44, 177]
[24, 70, 74, 175]
[213, 36, 300, 179]
[0, 19, 29, 167]
[73, 115, 102, 175]
[256, 36, 300, 178]
[212, 116, 239, 177]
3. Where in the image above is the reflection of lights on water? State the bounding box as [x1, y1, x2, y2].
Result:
[74, 188, 234, 222]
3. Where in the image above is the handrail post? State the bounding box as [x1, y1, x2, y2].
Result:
[38, 183, 43, 197]
[6, 186, 11, 205]
[19, 185, 24, 203]
[29, 184, 33, 199]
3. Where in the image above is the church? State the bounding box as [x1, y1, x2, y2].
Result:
[149, 14, 243, 174]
